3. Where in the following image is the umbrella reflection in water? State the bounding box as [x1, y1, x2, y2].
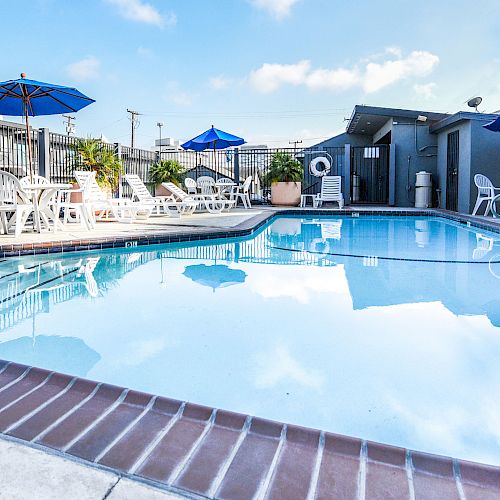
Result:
[183, 264, 247, 292]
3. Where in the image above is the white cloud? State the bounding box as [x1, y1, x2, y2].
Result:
[414, 82, 437, 100]
[306, 67, 360, 91]
[105, 0, 176, 28]
[363, 51, 439, 93]
[249, 60, 310, 93]
[209, 75, 232, 90]
[66, 56, 100, 82]
[247, 49, 440, 94]
[250, 0, 300, 19]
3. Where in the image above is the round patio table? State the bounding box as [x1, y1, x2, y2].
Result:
[23, 183, 72, 232]
[215, 180, 236, 198]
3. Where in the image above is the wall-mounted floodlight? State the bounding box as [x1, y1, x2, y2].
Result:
[417, 115, 428, 122]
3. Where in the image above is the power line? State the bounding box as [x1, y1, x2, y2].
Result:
[289, 139, 303, 151]
[126, 109, 141, 148]
[62, 115, 76, 136]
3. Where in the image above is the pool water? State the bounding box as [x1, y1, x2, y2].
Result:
[1, 215, 499, 465]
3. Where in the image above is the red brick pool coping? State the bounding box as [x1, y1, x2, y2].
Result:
[0, 360, 499, 499]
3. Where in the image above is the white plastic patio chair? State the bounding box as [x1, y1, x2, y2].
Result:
[197, 176, 236, 210]
[314, 176, 344, 209]
[184, 177, 198, 195]
[124, 174, 196, 216]
[230, 176, 253, 208]
[472, 174, 500, 216]
[19, 175, 55, 231]
[0, 170, 34, 237]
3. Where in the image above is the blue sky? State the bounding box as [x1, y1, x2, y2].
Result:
[2, 0, 500, 148]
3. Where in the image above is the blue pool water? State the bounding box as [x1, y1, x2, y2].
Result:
[1, 215, 499, 465]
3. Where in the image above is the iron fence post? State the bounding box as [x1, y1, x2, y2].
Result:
[344, 144, 351, 205]
[115, 142, 123, 198]
[389, 144, 396, 206]
[233, 148, 240, 183]
[38, 128, 50, 178]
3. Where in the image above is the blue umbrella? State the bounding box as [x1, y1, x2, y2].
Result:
[0, 73, 95, 176]
[181, 125, 245, 152]
[483, 116, 500, 132]
[181, 125, 245, 174]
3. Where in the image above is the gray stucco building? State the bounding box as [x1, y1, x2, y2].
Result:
[308, 105, 500, 213]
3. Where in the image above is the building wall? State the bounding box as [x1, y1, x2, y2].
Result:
[436, 121, 472, 213]
[469, 119, 500, 213]
[391, 123, 438, 207]
[313, 132, 372, 149]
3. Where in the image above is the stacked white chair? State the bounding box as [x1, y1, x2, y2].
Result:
[0, 170, 34, 237]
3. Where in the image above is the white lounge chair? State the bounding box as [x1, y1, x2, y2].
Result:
[161, 182, 226, 214]
[230, 176, 252, 208]
[74, 170, 152, 223]
[124, 174, 197, 216]
[314, 176, 344, 209]
[0, 170, 34, 237]
[472, 174, 500, 216]
[56, 171, 97, 230]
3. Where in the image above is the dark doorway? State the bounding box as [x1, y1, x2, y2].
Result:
[351, 145, 390, 204]
[446, 131, 459, 211]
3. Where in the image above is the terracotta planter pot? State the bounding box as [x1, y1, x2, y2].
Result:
[70, 182, 82, 203]
[155, 184, 170, 196]
[271, 182, 301, 206]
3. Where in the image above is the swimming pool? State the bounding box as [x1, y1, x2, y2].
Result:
[1, 215, 499, 466]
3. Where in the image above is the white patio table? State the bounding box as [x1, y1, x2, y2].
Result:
[215, 180, 236, 198]
[23, 183, 72, 232]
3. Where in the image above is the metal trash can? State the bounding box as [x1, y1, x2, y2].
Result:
[415, 171, 432, 208]
[352, 173, 360, 203]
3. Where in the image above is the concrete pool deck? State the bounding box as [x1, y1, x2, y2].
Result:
[0, 434, 186, 499]
[0, 206, 499, 499]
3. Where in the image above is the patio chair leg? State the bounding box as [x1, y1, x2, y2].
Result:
[472, 197, 484, 215]
[15, 208, 31, 237]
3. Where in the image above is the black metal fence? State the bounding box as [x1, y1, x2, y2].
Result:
[0, 120, 352, 204]
[0, 121, 39, 178]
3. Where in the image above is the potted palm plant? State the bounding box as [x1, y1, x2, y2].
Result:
[71, 138, 123, 198]
[264, 151, 303, 206]
[149, 159, 185, 196]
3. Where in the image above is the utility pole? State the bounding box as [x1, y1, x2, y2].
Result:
[63, 115, 76, 136]
[157, 122, 163, 160]
[289, 139, 303, 152]
[127, 109, 141, 148]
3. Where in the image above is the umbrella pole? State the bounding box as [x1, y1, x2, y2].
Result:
[22, 93, 34, 181]
[213, 141, 217, 177]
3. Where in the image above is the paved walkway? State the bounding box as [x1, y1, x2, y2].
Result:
[0, 436, 186, 499]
